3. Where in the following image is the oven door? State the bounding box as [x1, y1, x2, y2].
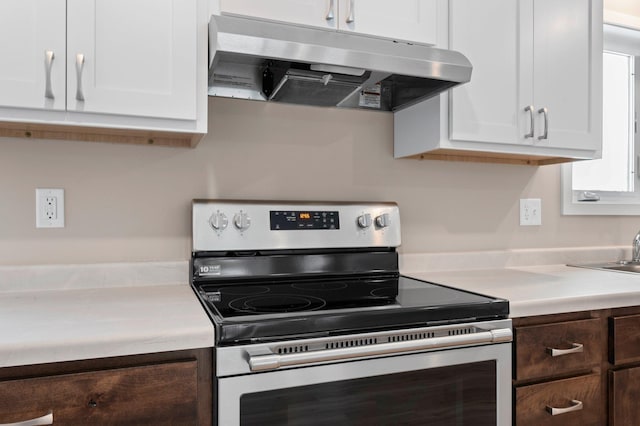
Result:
[217, 342, 511, 426]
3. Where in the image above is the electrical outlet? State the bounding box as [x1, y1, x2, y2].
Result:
[520, 198, 541, 226]
[44, 196, 57, 220]
[36, 188, 65, 228]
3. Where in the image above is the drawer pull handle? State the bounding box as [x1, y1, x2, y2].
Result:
[0, 412, 53, 426]
[546, 342, 583, 357]
[546, 399, 583, 416]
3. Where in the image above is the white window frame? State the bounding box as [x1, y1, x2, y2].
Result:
[562, 23, 640, 215]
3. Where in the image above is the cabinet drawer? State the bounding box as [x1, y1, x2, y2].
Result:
[0, 360, 197, 425]
[515, 373, 601, 426]
[515, 318, 601, 381]
[609, 314, 640, 365]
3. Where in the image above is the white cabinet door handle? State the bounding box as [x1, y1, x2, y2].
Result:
[346, 0, 355, 23]
[546, 399, 583, 416]
[75, 53, 85, 101]
[524, 105, 534, 138]
[325, 0, 335, 20]
[538, 107, 549, 140]
[0, 412, 53, 426]
[44, 50, 55, 100]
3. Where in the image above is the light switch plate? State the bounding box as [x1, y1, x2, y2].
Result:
[520, 198, 541, 226]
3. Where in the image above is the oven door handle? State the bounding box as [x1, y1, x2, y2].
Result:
[248, 327, 512, 372]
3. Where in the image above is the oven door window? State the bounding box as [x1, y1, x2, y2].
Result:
[241, 361, 495, 426]
[218, 344, 511, 426]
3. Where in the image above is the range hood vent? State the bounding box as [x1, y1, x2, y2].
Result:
[208, 15, 472, 112]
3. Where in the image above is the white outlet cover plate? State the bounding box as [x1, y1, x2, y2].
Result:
[520, 198, 542, 226]
[36, 188, 65, 228]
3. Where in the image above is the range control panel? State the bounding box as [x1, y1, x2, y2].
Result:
[192, 200, 401, 252]
[270, 210, 340, 230]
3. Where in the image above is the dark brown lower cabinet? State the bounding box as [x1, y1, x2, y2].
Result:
[0, 348, 212, 425]
[610, 366, 640, 426]
[513, 311, 606, 426]
[514, 306, 640, 426]
[515, 373, 601, 426]
[609, 311, 640, 426]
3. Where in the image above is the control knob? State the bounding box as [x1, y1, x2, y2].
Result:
[375, 213, 391, 228]
[209, 211, 228, 231]
[357, 213, 372, 229]
[234, 211, 251, 231]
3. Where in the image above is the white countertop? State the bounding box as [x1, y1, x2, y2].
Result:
[403, 251, 640, 318]
[0, 262, 214, 368]
[2, 249, 640, 368]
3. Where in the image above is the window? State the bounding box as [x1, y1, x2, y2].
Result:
[561, 24, 640, 215]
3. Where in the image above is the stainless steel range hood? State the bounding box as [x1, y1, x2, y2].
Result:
[208, 15, 473, 112]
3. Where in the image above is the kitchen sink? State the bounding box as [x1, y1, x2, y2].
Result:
[569, 260, 640, 274]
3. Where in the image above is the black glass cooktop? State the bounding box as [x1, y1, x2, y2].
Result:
[199, 275, 399, 317]
[194, 275, 509, 345]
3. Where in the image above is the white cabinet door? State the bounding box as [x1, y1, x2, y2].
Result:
[338, 0, 437, 45]
[0, 0, 66, 111]
[448, 0, 601, 154]
[449, 0, 531, 145]
[66, 0, 197, 120]
[219, 0, 336, 29]
[218, 0, 436, 45]
[532, 0, 602, 151]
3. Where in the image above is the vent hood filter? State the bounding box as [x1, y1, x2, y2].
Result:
[263, 65, 370, 108]
[208, 15, 473, 112]
[267, 71, 363, 107]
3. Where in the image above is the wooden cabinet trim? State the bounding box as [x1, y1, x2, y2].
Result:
[0, 121, 204, 148]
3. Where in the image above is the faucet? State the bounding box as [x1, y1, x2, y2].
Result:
[633, 231, 640, 262]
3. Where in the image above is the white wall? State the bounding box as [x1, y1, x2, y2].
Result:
[0, 97, 636, 265]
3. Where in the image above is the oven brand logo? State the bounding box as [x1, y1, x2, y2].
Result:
[199, 264, 221, 276]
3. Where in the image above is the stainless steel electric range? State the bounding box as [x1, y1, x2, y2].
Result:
[191, 200, 512, 426]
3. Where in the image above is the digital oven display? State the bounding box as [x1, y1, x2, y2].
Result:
[270, 210, 340, 230]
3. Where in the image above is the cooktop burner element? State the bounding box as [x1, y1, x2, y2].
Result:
[229, 294, 327, 314]
[190, 200, 509, 345]
[291, 282, 348, 291]
[200, 275, 399, 320]
[217, 285, 270, 296]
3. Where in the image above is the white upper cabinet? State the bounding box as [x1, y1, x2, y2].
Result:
[218, 0, 438, 45]
[448, 0, 523, 145]
[66, 0, 197, 120]
[338, 0, 437, 45]
[531, 0, 599, 151]
[0, 0, 66, 111]
[395, 0, 603, 165]
[0, 0, 206, 147]
[219, 0, 337, 29]
[449, 0, 602, 156]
